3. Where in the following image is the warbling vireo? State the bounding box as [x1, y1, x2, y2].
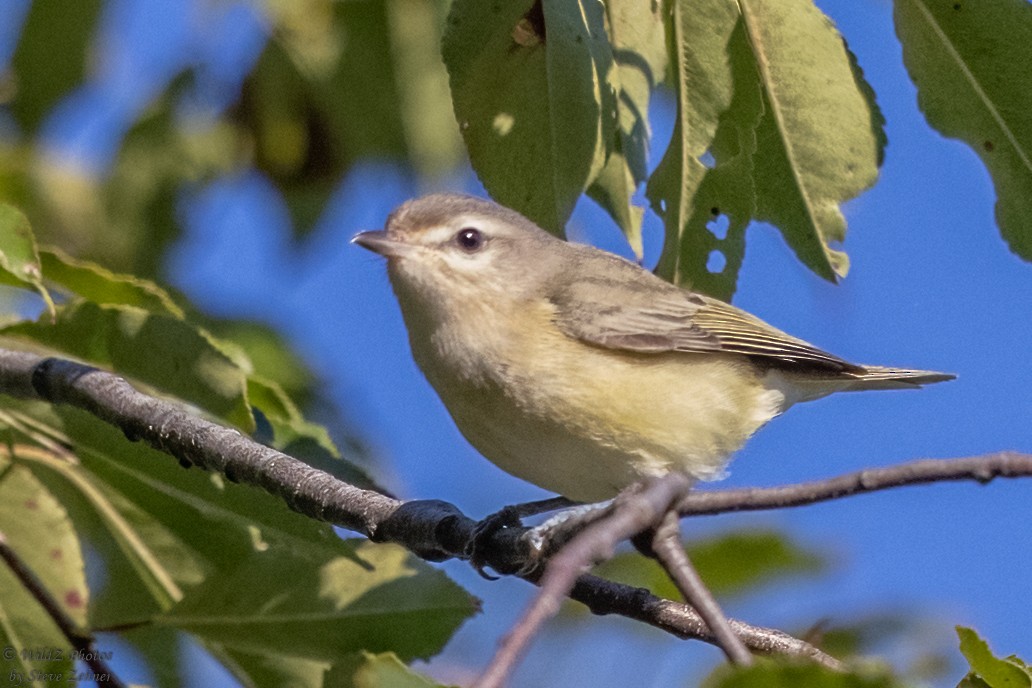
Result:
[353, 194, 953, 502]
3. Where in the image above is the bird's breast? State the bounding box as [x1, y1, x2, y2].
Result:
[400, 296, 789, 501]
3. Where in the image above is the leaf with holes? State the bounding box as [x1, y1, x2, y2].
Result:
[647, 0, 760, 299]
[649, 0, 883, 296]
[648, 1, 762, 299]
[895, 0, 1032, 262]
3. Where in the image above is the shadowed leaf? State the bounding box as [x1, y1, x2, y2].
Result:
[592, 529, 825, 600]
[443, 0, 612, 234]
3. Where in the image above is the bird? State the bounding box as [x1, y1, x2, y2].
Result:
[353, 193, 953, 503]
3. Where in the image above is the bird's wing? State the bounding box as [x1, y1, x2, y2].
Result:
[549, 273, 859, 373]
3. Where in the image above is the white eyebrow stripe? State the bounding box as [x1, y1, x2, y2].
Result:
[422, 216, 485, 244]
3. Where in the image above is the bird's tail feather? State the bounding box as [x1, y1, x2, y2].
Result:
[844, 366, 956, 390]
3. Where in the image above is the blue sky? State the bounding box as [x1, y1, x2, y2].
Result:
[5, 0, 1032, 685]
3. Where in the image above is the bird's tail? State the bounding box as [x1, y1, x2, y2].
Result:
[843, 365, 956, 391]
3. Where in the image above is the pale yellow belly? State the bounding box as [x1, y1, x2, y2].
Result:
[426, 338, 788, 502]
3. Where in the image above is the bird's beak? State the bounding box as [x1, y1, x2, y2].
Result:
[351, 230, 412, 258]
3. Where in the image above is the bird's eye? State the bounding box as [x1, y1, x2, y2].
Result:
[455, 227, 485, 252]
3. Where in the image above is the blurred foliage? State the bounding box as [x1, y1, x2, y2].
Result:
[702, 659, 903, 688]
[0, 0, 1029, 684]
[592, 528, 825, 600]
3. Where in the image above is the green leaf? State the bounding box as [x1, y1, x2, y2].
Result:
[0, 563, 72, 682]
[956, 627, 1031, 688]
[648, 1, 762, 299]
[586, 0, 668, 256]
[8, 0, 103, 134]
[0, 204, 56, 317]
[894, 0, 1032, 262]
[118, 626, 194, 688]
[443, 0, 612, 233]
[0, 300, 255, 431]
[0, 449, 85, 683]
[248, 377, 380, 492]
[161, 540, 477, 663]
[214, 645, 331, 688]
[744, 0, 881, 281]
[7, 429, 190, 625]
[703, 659, 902, 688]
[39, 248, 184, 318]
[328, 651, 456, 688]
[0, 451, 89, 629]
[649, 0, 882, 296]
[592, 529, 825, 600]
[243, 0, 461, 237]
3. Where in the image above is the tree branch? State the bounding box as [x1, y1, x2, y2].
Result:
[676, 452, 1032, 517]
[1, 349, 1026, 673]
[0, 349, 837, 663]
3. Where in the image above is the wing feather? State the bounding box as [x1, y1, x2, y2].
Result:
[548, 267, 859, 373]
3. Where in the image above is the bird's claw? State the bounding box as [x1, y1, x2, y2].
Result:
[465, 505, 524, 579]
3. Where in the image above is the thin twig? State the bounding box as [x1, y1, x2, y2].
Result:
[677, 452, 1032, 516]
[651, 510, 752, 665]
[475, 474, 693, 688]
[0, 532, 125, 688]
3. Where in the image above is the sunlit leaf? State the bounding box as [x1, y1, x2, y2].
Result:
[0, 449, 88, 628]
[745, 0, 881, 280]
[444, 0, 613, 233]
[161, 541, 477, 663]
[648, 0, 761, 299]
[13, 436, 191, 627]
[956, 626, 1031, 688]
[40, 248, 183, 317]
[0, 204, 55, 316]
[0, 300, 255, 431]
[649, 0, 882, 297]
[895, 0, 1032, 262]
[0, 447, 84, 682]
[328, 651, 457, 688]
[586, 0, 668, 256]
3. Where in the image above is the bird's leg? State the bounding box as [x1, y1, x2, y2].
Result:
[466, 496, 578, 578]
[645, 510, 754, 665]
